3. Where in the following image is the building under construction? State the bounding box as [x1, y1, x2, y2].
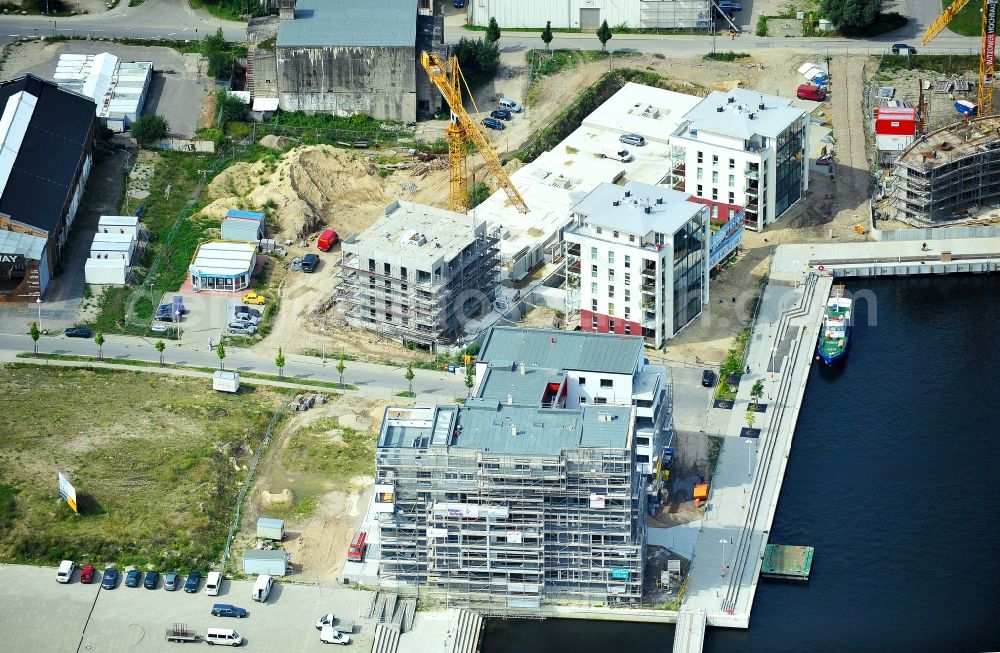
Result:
[336, 200, 498, 348]
[880, 115, 1000, 226]
[372, 328, 666, 613]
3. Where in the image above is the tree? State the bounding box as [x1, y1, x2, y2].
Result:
[275, 347, 285, 379]
[29, 321, 39, 356]
[216, 342, 226, 371]
[405, 364, 415, 397]
[465, 364, 475, 397]
[486, 17, 501, 43]
[217, 91, 248, 124]
[750, 379, 764, 408]
[336, 355, 346, 388]
[95, 331, 105, 362]
[820, 0, 878, 31]
[453, 37, 501, 89]
[468, 181, 491, 209]
[745, 407, 756, 432]
[155, 340, 165, 367]
[202, 28, 234, 79]
[596, 20, 613, 53]
[131, 114, 169, 146]
[541, 21, 553, 52]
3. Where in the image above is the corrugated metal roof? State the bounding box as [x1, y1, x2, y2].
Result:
[257, 517, 284, 529]
[0, 229, 46, 259]
[244, 549, 287, 561]
[225, 209, 265, 222]
[478, 327, 642, 375]
[277, 0, 417, 48]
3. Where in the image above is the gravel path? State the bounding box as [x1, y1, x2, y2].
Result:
[830, 55, 871, 220]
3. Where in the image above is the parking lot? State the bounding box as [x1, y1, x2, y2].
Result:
[0, 565, 376, 652]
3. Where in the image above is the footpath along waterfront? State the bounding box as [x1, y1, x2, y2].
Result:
[482, 275, 1000, 653]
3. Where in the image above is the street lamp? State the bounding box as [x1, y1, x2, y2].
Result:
[174, 309, 182, 341]
[746, 438, 754, 479]
[35, 298, 41, 332]
[719, 538, 730, 576]
[320, 326, 325, 363]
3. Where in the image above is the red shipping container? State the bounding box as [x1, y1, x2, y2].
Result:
[874, 107, 917, 136]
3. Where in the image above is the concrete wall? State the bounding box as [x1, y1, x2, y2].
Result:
[253, 48, 279, 98]
[415, 14, 446, 119]
[277, 45, 417, 122]
[468, 0, 710, 29]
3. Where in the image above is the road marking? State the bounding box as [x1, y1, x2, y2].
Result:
[8, 34, 18, 37]
[181, 27, 189, 31]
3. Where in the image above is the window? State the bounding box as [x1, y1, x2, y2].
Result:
[629, 234, 635, 243]
[696, 151, 703, 163]
[609, 319, 615, 331]
[600, 379, 613, 388]
[613, 231, 619, 239]
[608, 251, 615, 264]
[696, 167, 703, 180]
[696, 184, 703, 197]
[712, 171, 718, 184]
[609, 285, 615, 298]
[591, 264, 598, 278]
[580, 396, 587, 404]
[591, 316, 598, 329]
[591, 246, 598, 258]
[712, 154, 719, 164]
[592, 299, 598, 311]
[384, 262, 391, 275]
[712, 188, 719, 201]
[729, 207, 736, 219]
[608, 269, 615, 281]
[608, 302, 615, 316]
[729, 158, 735, 169]
[625, 255, 631, 268]
[400, 266, 407, 278]
[596, 227, 603, 234]
[637, 454, 650, 463]
[729, 191, 735, 204]
[591, 282, 598, 293]
[729, 174, 735, 187]
[712, 205, 719, 219]
[594, 397, 608, 405]
[624, 306, 630, 318]
[578, 377, 586, 385]
[624, 272, 631, 286]
[385, 312, 392, 322]
[368, 258, 376, 271]
[625, 290, 631, 302]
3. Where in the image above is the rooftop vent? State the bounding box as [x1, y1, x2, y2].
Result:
[759, 97, 765, 110]
[519, 362, 526, 375]
[749, 112, 756, 120]
[613, 199, 620, 206]
[597, 411, 614, 422]
[511, 424, 518, 436]
[644, 206, 651, 214]
[507, 393, 513, 405]
[717, 106, 724, 112]
[727, 96, 735, 104]
[624, 190, 631, 198]
[656, 197, 663, 204]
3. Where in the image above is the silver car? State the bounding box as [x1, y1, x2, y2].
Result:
[619, 133, 645, 146]
[227, 322, 257, 335]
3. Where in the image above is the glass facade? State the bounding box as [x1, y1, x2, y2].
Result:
[671, 211, 706, 333]
[774, 117, 807, 218]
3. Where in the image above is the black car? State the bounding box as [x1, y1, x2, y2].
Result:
[101, 568, 119, 590]
[144, 570, 160, 589]
[701, 369, 716, 387]
[125, 569, 142, 588]
[891, 43, 916, 55]
[481, 117, 505, 131]
[490, 109, 512, 121]
[211, 603, 248, 618]
[183, 571, 201, 593]
[64, 326, 93, 338]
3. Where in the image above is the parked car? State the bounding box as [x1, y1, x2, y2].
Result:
[490, 109, 512, 121]
[154, 305, 177, 322]
[317, 228, 339, 251]
[481, 117, 505, 131]
[64, 326, 93, 338]
[234, 305, 262, 319]
[211, 603, 248, 618]
[619, 133, 645, 147]
[301, 253, 319, 273]
[242, 291, 267, 305]
[453, 0, 464, 7]
[233, 311, 260, 326]
[80, 565, 96, 584]
[701, 369, 716, 387]
[796, 84, 827, 101]
[891, 43, 917, 55]
[101, 568, 119, 590]
[164, 571, 180, 591]
[320, 627, 351, 645]
[57, 560, 75, 583]
[227, 322, 258, 336]
[184, 571, 201, 593]
[316, 613, 335, 630]
[498, 97, 523, 113]
[125, 569, 141, 588]
[144, 570, 159, 589]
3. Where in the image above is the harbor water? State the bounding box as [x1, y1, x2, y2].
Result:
[482, 275, 1000, 653]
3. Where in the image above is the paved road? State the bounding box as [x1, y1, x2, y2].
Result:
[0, 332, 469, 402]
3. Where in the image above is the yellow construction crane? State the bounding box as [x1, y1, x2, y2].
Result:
[419, 51, 529, 214]
[922, 0, 996, 115]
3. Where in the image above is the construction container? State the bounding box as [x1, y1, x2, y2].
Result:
[256, 517, 285, 541]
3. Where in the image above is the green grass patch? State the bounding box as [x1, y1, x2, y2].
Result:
[702, 51, 750, 62]
[525, 49, 633, 105]
[293, 494, 319, 518]
[281, 417, 375, 480]
[940, 0, 981, 36]
[756, 15, 768, 36]
[395, 391, 416, 398]
[879, 54, 979, 76]
[0, 366, 281, 572]
[707, 435, 725, 477]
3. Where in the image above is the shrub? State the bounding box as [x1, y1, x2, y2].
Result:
[453, 37, 500, 89]
[131, 114, 169, 146]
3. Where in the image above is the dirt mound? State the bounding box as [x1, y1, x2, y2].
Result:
[260, 488, 295, 507]
[260, 134, 294, 149]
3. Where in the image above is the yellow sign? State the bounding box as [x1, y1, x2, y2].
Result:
[58, 472, 78, 513]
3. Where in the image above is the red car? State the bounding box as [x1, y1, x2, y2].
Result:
[80, 565, 95, 584]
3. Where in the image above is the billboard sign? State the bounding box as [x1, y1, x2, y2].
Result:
[58, 472, 78, 513]
[986, 0, 998, 84]
[610, 568, 631, 580]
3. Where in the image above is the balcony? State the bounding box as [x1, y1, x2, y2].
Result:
[745, 168, 759, 180]
[566, 243, 581, 257]
[641, 264, 656, 277]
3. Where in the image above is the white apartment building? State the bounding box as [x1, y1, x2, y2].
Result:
[466, 0, 711, 30]
[564, 181, 710, 350]
[667, 88, 810, 231]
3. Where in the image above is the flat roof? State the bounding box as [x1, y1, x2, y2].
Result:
[378, 403, 632, 456]
[225, 209, 265, 222]
[570, 180, 703, 236]
[348, 200, 483, 263]
[189, 241, 256, 278]
[479, 326, 642, 375]
[582, 82, 703, 143]
[98, 215, 139, 226]
[680, 88, 805, 140]
[0, 229, 46, 259]
[277, 0, 416, 48]
[53, 53, 151, 119]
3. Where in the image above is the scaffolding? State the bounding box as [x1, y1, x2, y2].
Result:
[881, 115, 1000, 226]
[375, 407, 646, 614]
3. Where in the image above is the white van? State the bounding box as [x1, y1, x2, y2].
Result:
[251, 574, 273, 602]
[205, 628, 244, 646]
[205, 571, 223, 596]
[601, 145, 633, 162]
[56, 560, 75, 583]
[498, 97, 523, 113]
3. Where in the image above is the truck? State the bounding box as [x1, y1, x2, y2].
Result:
[347, 531, 367, 562]
[213, 370, 240, 393]
[317, 228, 339, 251]
[165, 624, 199, 643]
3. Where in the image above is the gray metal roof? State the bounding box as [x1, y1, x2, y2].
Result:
[256, 517, 284, 529]
[0, 229, 46, 259]
[478, 327, 642, 375]
[244, 549, 287, 561]
[476, 367, 565, 406]
[277, 0, 417, 48]
[456, 403, 631, 455]
[570, 181, 704, 237]
[681, 88, 805, 140]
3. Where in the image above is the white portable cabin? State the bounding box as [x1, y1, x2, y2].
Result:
[89, 239, 135, 262]
[212, 370, 240, 393]
[243, 550, 287, 577]
[98, 215, 140, 238]
[84, 258, 128, 285]
[256, 517, 285, 541]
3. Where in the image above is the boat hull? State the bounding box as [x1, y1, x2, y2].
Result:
[817, 331, 850, 365]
